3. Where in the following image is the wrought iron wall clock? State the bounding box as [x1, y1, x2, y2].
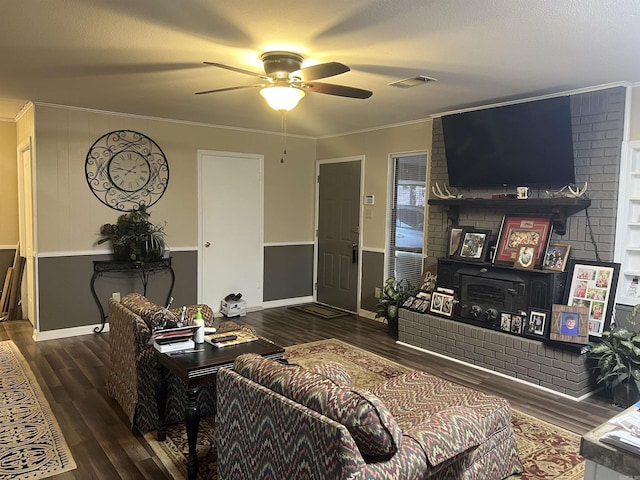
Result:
[85, 130, 169, 211]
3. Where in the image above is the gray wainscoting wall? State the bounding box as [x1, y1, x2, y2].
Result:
[263, 244, 314, 301]
[361, 250, 384, 312]
[37, 250, 198, 331]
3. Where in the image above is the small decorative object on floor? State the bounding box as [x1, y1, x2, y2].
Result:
[220, 293, 247, 317]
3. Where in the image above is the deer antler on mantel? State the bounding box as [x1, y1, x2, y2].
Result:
[431, 182, 463, 199]
[545, 181, 588, 199]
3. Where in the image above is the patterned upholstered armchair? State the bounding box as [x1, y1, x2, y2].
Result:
[217, 354, 522, 480]
[106, 292, 248, 432]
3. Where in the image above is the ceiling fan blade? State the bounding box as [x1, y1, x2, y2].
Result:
[294, 62, 350, 81]
[195, 84, 265, 95]
[303, 82, 373, 99]
[203, 62, 269, 80]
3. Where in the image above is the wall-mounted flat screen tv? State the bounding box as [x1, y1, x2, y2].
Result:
[441, 96, 575, 188]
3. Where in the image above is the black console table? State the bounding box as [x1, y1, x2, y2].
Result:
[90, 258, 175, 333]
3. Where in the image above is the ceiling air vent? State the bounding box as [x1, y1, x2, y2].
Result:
[387, 75, 437, 88]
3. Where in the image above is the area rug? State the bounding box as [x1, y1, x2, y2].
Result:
[0, 340, 77, 479]
[288, 303, 348, 319]
[147, 338, 584, 480]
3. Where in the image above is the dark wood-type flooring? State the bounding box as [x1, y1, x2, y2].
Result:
[0, 307, 622, 479]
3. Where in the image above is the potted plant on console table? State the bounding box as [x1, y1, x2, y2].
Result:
[375, 277, 413, 337]
[588, 303, 640, 407]
[96, 205, 167, 263]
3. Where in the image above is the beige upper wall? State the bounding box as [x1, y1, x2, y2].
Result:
[33, 105, 317, 254]
[316, 121, 432, 250]
[0, 121, 18, 246]
[629, 85, 640, 140]
[9, 84, 640, 254]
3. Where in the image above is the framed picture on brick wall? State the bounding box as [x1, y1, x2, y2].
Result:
[563, 259, 620, 337]
[402, 296, 416, 309]
[543, 243, 571, 272]
[525, 308, 550, 340]
[500, 312, 512, 332]
[510, 312, 526, 334]
[430, 291, 454, 317]
[513, 244, 537, 270]
[494, 215, 553, 267]
[550, 304, 589, 345]
[447, 225, 471, 257]
[454, 228, 491, 262]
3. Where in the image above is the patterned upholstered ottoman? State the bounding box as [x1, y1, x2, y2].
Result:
[217, 354, 522, 480]
[370, 371, 521, 479]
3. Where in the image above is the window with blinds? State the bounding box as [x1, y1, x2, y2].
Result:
[388, 154, 427, 287]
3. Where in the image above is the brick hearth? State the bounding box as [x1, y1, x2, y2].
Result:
[398, 309, 596, 398]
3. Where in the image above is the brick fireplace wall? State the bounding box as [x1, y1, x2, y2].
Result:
[398, 86, 626, 398]
[426, 86, 625, 264]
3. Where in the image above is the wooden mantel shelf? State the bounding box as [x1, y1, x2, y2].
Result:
[427, 197, 591, 235]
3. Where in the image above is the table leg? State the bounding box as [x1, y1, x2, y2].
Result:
[186, 385, 200, 480]
[156, 363, 168, 441]
[89, 271, 106, 333]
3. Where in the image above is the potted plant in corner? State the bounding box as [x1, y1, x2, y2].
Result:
[588, 303, 640, 407]
[97, 205, 167, 262]
[375, 277, 413, 337]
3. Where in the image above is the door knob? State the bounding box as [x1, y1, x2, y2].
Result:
[204, 242, 211, 248]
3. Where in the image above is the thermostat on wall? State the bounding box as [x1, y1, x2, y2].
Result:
[364, 194, 375, 205]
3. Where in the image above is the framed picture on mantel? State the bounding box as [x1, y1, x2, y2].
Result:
[454, 229, 491, 262]
[563, 259, 620, 337]
[493, 215, 553, 267]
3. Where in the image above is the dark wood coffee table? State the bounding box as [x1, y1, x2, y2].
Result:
[154, 338, 284, 480]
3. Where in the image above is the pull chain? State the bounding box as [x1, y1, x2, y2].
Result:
[280, 111, 287, 163]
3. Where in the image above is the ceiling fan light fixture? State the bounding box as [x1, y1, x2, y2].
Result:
[260, 86, 305, 111]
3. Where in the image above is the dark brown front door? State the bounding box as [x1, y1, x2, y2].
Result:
[316, 160, 361, 312]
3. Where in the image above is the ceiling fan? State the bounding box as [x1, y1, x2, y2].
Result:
[195, 51, 373, 111]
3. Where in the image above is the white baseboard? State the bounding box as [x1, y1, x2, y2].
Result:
[30, 296, 330, 339]
[34, 323, 110, 341]
[358, 309, 378, 320]
[263, 296, 314, 309]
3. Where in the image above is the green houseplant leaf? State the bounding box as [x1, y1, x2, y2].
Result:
[375, 277, 414, 336]
[96, 205, 167, 262]
[588, 303, 640, 405]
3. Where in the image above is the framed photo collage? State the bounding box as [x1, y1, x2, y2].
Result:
[407, 215, 620, 344]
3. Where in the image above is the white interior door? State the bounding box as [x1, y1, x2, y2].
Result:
[17, 139, 35, 326]
[198, 151, 264, 312]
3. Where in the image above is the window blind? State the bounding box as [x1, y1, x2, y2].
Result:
[388, 154, 427, 288]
